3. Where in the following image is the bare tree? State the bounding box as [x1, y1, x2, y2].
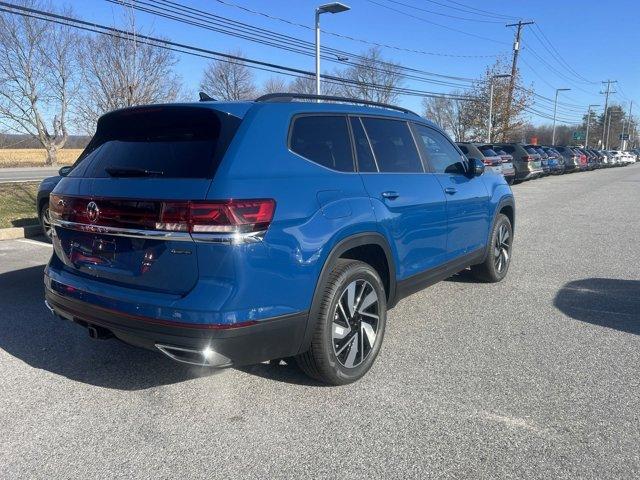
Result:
[422, 93, 476, 142]
[337, 47, 403, 104]
[201, 51, 256, 100]
[260, 76, 289, 95]
[76, 14, 181, 133]
[287, 75, 340, 96]
[0, 1, 80, 165]
[288, 76, 316, 95]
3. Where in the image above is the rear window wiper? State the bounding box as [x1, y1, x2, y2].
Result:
[105, 167, 164, 177]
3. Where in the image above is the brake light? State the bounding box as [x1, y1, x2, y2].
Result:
[521, 155, 533, 162]
[482, 158, 493, 166]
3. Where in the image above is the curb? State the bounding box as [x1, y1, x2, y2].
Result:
[0, 224, 42, 240]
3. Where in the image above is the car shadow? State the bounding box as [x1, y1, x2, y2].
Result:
[445, 268, 477, 283]
[239, 361, 329, 387]
[554, 278, 640, 335]
[0, 265, 219, 390]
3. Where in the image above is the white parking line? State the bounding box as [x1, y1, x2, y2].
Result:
[17, 239, 52, 248]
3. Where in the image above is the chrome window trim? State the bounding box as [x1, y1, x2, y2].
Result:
[52, 219, 264, 244]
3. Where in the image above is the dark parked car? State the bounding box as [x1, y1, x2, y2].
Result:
[554, 146, 580, 172]
[527, 146, 550, 175]
[43, 93, 515, 385]
[36, 165, 73, 242]
[541, 147, 565, 174]
[492, 143, 543, 182]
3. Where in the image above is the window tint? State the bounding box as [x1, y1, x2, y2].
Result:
[413, 124, 466, 174]
[525, 147, 538, 154]
[71, 107, 240, 178]
[479, 147, 498, 157]
[290, 115, 354, 172]
[360, 118, 423, 173]
[458, 145, 469, 154]
[349, 117, 377, 172]
[501, 145, 515, 153]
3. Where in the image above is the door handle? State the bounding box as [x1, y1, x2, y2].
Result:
[444, 187, 457, 195]
[381, 191, 399, 200]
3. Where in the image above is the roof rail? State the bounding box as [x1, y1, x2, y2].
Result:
[255, 93, 420, 116]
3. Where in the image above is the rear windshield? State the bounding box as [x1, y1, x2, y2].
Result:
[479, 147, 498, 157]
[525, 147, 539, 154]
[70, 106, 240, 178]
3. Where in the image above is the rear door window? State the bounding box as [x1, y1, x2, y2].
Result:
[289, 115, 354, 172]
[360, 117, 423, 173]
[413, 123, 466, 174]
[349, 117, 378, 172]
[71, 106, 240, 178]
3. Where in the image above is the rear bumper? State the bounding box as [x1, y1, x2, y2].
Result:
[45, 287, 307, 367]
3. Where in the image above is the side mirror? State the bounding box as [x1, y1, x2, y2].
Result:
[58, 165, 73, 177]
[467, 158, 485, 177]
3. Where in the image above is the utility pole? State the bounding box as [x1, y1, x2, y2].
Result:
[600, 79, 617, 148]
[585, 104, 599, 149]
[621, 101, 633, 150]
[552, 88, 571, 145]
[606, 110, 613, 149]
[503, 20, 534, 141]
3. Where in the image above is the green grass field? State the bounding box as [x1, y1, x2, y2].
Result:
[0, 182, 39, 228]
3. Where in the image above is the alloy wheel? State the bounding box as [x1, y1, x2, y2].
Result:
[332, 279, 380, 369]
[42, 207, 52, 239]
[494, 223, 511, 273]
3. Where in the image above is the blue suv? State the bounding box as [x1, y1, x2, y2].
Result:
[44, 94, 515, 385]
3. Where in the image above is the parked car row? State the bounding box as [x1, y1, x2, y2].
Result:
[456, 142, 638, 183]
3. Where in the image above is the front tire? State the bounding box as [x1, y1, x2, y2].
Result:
[296, 259, 387, 385]
[471, 213, 513, 283]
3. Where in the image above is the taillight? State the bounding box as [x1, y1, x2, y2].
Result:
[49, 195, 276, 234]
[482, 158, 493, 165]
[184, 199, 276, 233]
[521, 155, 532, 162]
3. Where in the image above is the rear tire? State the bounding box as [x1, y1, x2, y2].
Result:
[471, 213, 513, 283]
[39, 202, 52, 243]
[296, 259, 387, 385]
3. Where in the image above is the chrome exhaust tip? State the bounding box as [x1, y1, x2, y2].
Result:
[44, 300, 55, 316]
[156, 343, 231, 367]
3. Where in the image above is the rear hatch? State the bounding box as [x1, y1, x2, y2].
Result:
[524, 146, 542, 169]
[50, 105, 242, 295]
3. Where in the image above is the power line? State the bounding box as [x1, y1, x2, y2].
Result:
[210, 0, 502, 58]
[375, 0, 504, 23]
[521, 43, 599, 96]
[0, 2, 478, 103]
[438, 0, 519, 20]
[116, 0, 477, 90]
[364, 0, 510, 45]
[531, 24, 597, 85]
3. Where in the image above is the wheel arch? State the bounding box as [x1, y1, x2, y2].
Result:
[297, 232, 397, 354]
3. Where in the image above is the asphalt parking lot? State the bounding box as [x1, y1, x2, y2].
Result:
[1, 166, 638, 479]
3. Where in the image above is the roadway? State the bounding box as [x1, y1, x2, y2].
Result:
[0, 165, 638, 479]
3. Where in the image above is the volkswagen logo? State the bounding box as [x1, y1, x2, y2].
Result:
[86, 201, 100, 223]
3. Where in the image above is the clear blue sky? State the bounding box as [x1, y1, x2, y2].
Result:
[72, 0, 639, 125]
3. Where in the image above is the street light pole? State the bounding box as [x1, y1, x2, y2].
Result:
[315, 3, 350, 96]
[487, 74, 511, 143]
[552, 88, 571, 145]
[585, 104, 599, 148]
